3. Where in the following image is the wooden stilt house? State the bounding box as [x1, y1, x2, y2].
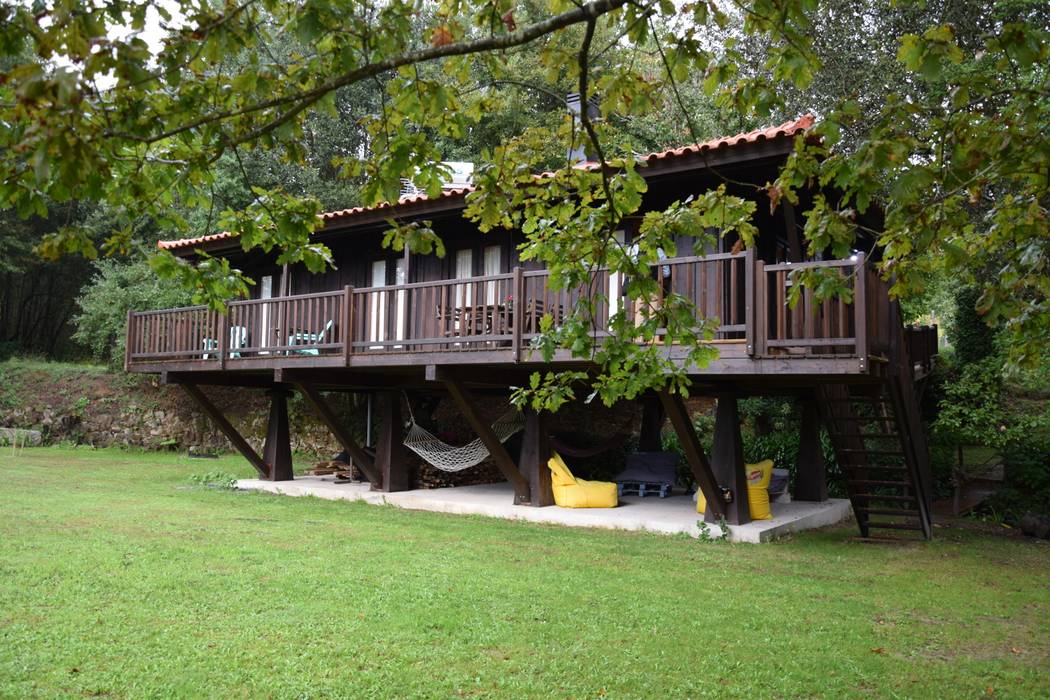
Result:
[126, 116, 939, 539]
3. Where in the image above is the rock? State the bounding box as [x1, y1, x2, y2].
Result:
[0, 427, 43, 446]
[1019, 513, 1050, 539]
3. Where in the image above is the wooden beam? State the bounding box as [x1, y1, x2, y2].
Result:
[163, 370, 278, 389]
[262, 389, 294, 481]
[374, 391, 411, 492]
[180, 383, 268, 479]
[637, 391, 666, 452]
[425, 364, 546, 388]
[710, 394, 751, 524]
[783, 201, 802, 262]
[296, 383, 381, 487]
[656, 389, 727, 521]
[518, 407, 554, 507]
[443, 378, 531, 504]
[793, 398, 827, 501]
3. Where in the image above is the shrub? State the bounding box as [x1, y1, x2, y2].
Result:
[662, 398, 843, 496]
[73, 259, 193, 366]
[188, 471, 239, 490]
[950, 285, 996, 366]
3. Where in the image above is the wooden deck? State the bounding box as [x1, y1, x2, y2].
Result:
[126, 252, 937, 381]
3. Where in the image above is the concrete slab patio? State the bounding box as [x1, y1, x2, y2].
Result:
[237, 476, 852, 543]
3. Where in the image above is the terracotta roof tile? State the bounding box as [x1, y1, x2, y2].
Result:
[158, 115, 814, 252]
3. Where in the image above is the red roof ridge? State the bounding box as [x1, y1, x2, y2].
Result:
[157, 115, 814, 252]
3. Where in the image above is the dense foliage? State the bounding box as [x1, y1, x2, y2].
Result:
[73, 258, 193, 366]
[0, 0, 1046, 405]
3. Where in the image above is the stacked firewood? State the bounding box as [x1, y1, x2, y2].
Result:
[306, 460, 365, 481]
[414, 460, 503, 489]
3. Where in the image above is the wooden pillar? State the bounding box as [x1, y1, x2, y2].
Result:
[518, 407, 554, 507]
[296, 383, 380, 487]
[638, 391, 666, 452]
[657, 389, 726, 522]
[443, 378, 531, 504]
[710, 394, 751, 524]
[262, 389, 294, 481]
[181, 382, 268, 479]
[374, 391, 410, 492]
[794, 399, 828, 501]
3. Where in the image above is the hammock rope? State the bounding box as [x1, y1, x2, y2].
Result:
[401, 394, 524, 472]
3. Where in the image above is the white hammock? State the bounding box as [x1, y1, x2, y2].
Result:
[403, 410, 524, 472]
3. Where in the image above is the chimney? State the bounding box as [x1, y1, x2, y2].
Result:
[566, 92, 600, 164]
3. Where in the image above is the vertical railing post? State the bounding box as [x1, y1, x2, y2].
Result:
[218, 307, 229, 370]
[754, 259, 766, 357]
[745, 248, 755, 356]
[342, 285, 354, 366]
[512, 266, 523, 362]
[853, 252, 867, 371]
[124, 310, 135, 371]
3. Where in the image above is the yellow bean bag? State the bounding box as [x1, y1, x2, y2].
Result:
[548, 452, 619, 508]
[696, 459, 774, 520]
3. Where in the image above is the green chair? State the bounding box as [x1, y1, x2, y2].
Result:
[287, 319, 334, 355]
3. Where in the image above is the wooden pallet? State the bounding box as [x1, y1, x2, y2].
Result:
[617, 481, 672, 498]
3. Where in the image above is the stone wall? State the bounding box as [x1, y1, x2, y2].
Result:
[0, 362, 672, 488]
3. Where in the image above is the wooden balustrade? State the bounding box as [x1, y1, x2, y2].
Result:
[225, 290, 346, 357]
[126, 305, 221, 363]
[348, 272, 517, 353]
[127, 251, 907, 369]
[761, 257, 863, 357]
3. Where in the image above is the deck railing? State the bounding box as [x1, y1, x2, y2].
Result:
[126, 251, 904, 369]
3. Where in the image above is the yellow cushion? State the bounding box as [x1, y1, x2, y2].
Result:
[548, 452, 618, 508]
[746, 459, 774, 489]
[696, 459, 775, 520]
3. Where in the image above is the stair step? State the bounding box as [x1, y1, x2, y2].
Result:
[853, 494, 917, 503]
[866, 521, 924, 531]
[832, 432, 900, 439]
[856, 507, 921, 516]
[828, 397, 890, 404]
[842, 466, 908, 473]
[850, 479, 912, 486]
[852, 535, 925, 544]
[840, 449, 906, 455]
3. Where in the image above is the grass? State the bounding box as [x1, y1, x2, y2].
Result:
[1, 448, 1048, 699]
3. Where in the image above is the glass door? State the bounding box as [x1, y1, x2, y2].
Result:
[394, 257, 407, 348]
[368, 260, 387, 349]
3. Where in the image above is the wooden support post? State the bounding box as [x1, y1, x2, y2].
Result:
[217, 309, 229, 370]
[854, 252, 867, 371]
[297, 383, 380, 487]
[180, 383, 268, 479]
[262, 388, 294, 481]
[656, 389, 726, 521]
[638, 391, 666, 452]
[512, 266, 524, 362]
[443, 378, 532, 504]
[754, 259, 767, 356]
[745, 247, 755, 356]
[342, 285, 354, 366]
[783, 201, 802, 262]
[710, 394, 751, 524]
[518, 407, 554, 506]
[793, 398, 828, 501]
[374, 391, 410, 492]
[123, 310, 134, 372]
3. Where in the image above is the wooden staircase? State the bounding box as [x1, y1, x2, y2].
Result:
[818, 329, 935, 540]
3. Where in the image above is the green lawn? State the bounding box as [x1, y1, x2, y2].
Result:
[1, 448, 1047, 699]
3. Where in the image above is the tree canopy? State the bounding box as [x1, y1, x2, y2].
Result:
[1, 0, 1046, 405]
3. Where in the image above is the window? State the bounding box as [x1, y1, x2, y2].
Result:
[454, 249, 473, 308]
[369, 260, 387, 347]
[483, 245, 501, 304]
[394, 257, 407, 346]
